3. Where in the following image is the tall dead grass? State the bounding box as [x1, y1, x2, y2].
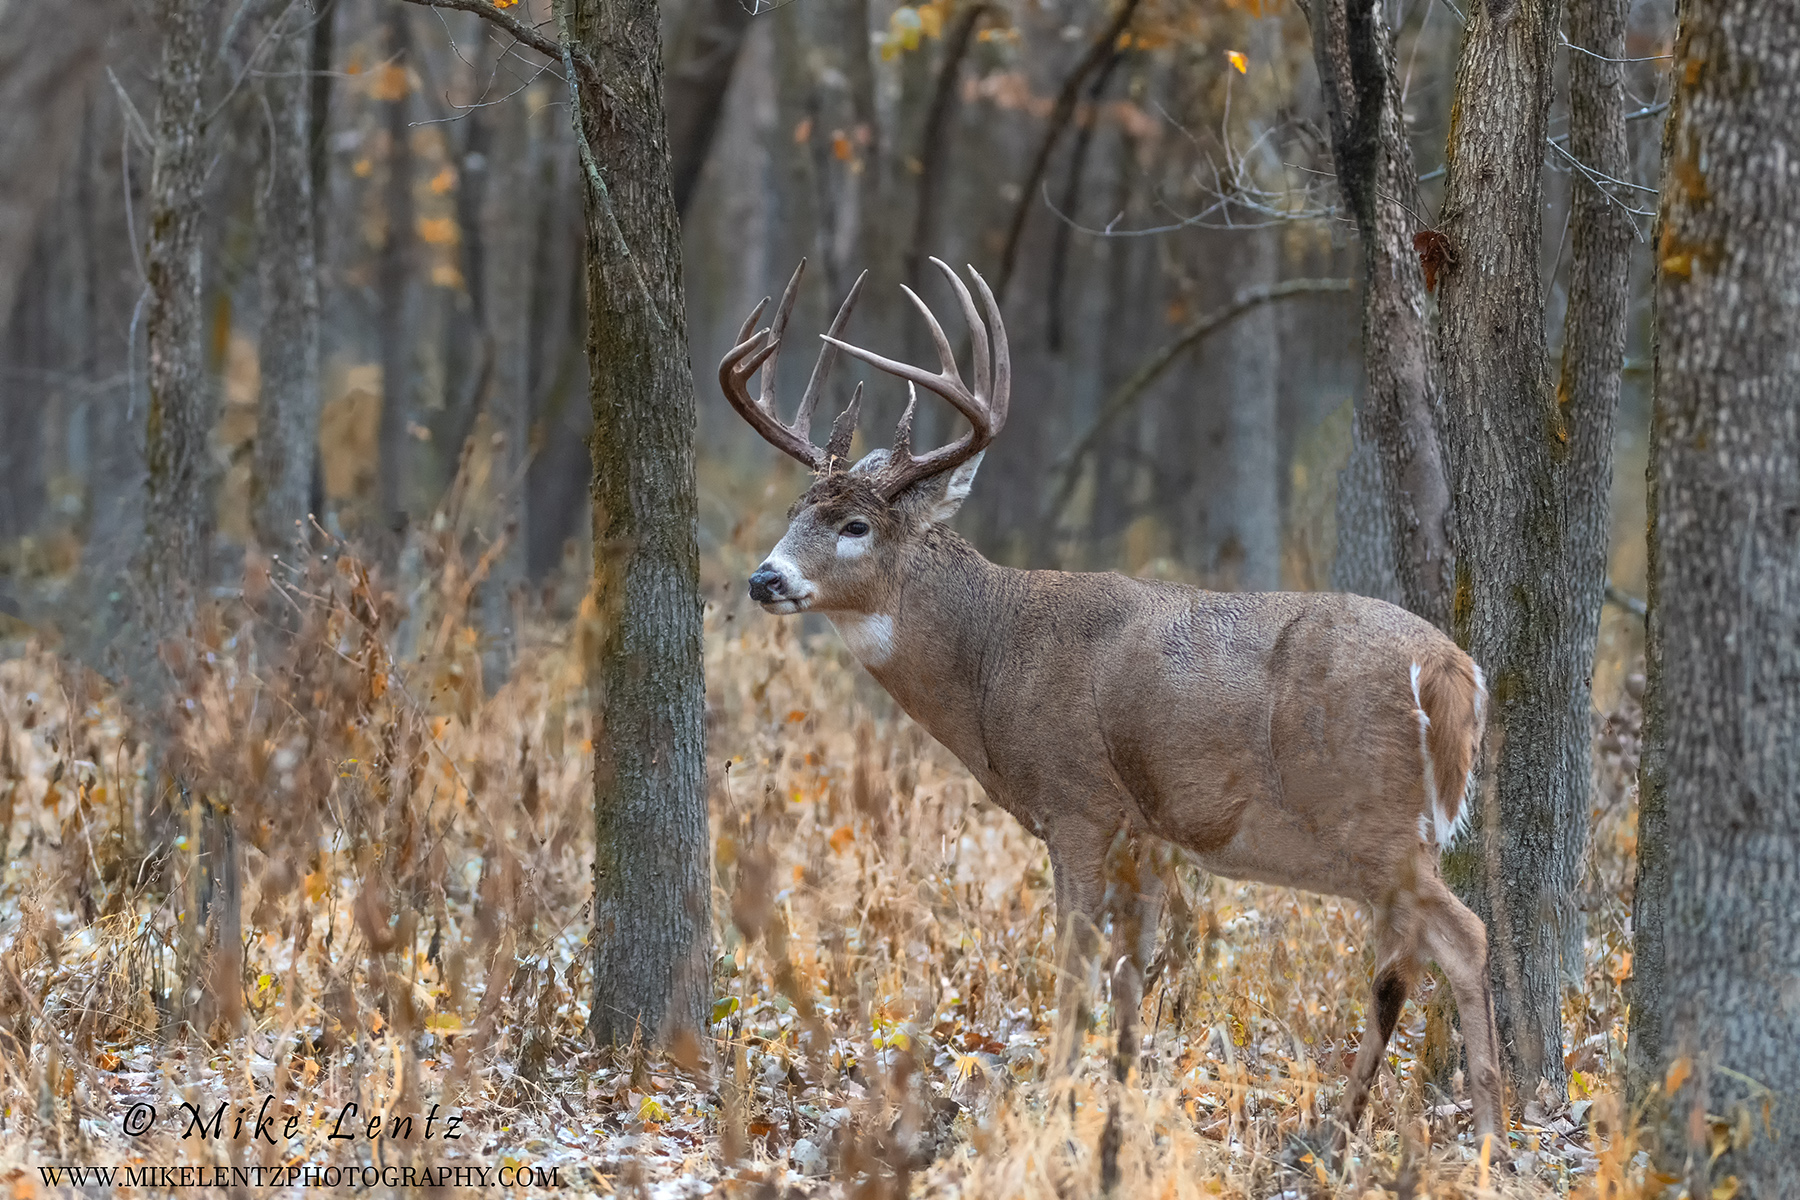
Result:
[0, 485, 1659, 1198]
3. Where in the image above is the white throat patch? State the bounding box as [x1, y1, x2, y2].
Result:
[831, 613, 895, 667]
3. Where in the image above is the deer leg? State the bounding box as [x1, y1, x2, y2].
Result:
[1341, 899, 1421, 1137]
[1419, 876, 1505, 1141]
[1105, 842, 1165, 1080]
[1047, 838, 1107, 1074]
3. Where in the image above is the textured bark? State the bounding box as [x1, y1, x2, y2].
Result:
[142, 0, 214, 621]
[663, 0, 753, 215]
[1330, 418, 1403, 606]
[1431, 0, 1572, 1100]
[376, 8, 418, 546]
[252, 1, 322, 554]
[1306, 0, 1452, 630]
[570, 0, 711, 1045]
[1638, 5, 1800, 1193]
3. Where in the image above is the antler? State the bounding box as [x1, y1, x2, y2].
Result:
[821, 258, 1010, 501]
[719, 260, 868, 472]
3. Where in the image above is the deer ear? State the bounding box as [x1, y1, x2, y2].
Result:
[922, 450, 984, 525]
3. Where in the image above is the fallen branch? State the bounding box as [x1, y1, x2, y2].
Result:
[1044, 277, 1354, 518]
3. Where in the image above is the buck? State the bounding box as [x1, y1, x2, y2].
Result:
[721, 258, 1504, 1143]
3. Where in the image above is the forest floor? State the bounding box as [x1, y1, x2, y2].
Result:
[0, 515, 1660, 1198]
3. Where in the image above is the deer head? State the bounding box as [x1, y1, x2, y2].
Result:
[721, 258, 1010, 619]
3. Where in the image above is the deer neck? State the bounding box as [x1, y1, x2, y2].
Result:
[824, 530, 1008, 773]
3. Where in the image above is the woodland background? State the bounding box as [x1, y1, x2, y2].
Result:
[1, 0, 1786, 1195]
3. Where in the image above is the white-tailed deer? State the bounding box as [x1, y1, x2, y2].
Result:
[722, 259, 1504, 1141]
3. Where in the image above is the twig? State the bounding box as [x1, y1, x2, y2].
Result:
[1604, 582, 1646, 619]
[397, 0, 601, 94]
[1043, 278, 1354, 517]
[994, 0, 1144, 301]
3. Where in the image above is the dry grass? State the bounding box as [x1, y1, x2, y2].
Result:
[0, 484, 1660, 1198]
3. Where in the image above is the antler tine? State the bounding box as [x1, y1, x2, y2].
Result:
[733, 294, 770, 349]
[817, 263, 1010, 501]
[823, 381, 863, 467]
[760, 259, 808, 414]
[930, 257, 990, 408]
[967, 264, 1010, 433]
[892, 384, 918, 463]
[795, 269, 868, 442]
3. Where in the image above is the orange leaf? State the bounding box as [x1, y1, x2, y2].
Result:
[416, 216, 459, 246]
[1227, 51, 1248, 75]
[829, 825, 855, 854]
[832, 131, 853, 161]
[1665, 1055, 1693, 1095]
[428, 166, 457, 195]
[793, 117, 813, 144]
[369, 63, 410, 102]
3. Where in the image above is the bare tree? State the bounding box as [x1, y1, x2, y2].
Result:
[1430, 0, 1574, 1100]
[376, 7, 418, 549]
[663, 0, 754, 215]
[253, 1, 323, 554]
[476, 63, 539, 686]
[1632, 4, 1800, 1192]
[1305, 0, 1451, 627]
[396, 0, 713, 1045]
[569, 0, 711, 1046]
[143, 0, 214, 621]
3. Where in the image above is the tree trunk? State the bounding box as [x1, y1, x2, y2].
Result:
[1305, 0, 1452, 629]
[569, 0, 712, 1047]
[1215, 228, 1280, 591]
[376, 8, 418, 549]
[663, 0, 753, 216]
[143, 0, 214, 621]
[1552, 0, 1631, 986]
[1431, 0, 1572, 1101]
[252, 0, 322, 554]
[0, 0, 117, 333]
[477, 76, 538, 689]
[1637, 5, 1800, 1193]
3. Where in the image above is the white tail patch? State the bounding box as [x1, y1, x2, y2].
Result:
[1410, 662, 1441, 840]
[832, 612, 895, 667]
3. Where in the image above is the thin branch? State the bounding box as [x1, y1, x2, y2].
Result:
[397, 0, 600, 94]
[1043, 277, 1354, 517]
[1561, 34, 1671, 64]
[1605, 581, 1646, 619]
[399, 0, 562, 61]
[993, 0, 1144, 301]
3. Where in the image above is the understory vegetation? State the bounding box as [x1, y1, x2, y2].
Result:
[0, 488, 1654, 1198]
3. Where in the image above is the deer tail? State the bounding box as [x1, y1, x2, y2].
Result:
[1409, 646, 1486, 849]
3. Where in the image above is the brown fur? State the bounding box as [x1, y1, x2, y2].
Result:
[1416, 644, 1486, 838]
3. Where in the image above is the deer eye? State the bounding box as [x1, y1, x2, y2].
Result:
[841, 519, 871, 538]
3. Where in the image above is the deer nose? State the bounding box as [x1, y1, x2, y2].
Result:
[748, 566, 785, 602]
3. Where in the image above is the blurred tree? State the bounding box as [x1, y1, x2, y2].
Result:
[142, 0, 214, 623]
[252, 0, 323, 555]
[376, 8, 419, 552]
[664, 0, 754, 215]
[1632, 3, 1800, 1192]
